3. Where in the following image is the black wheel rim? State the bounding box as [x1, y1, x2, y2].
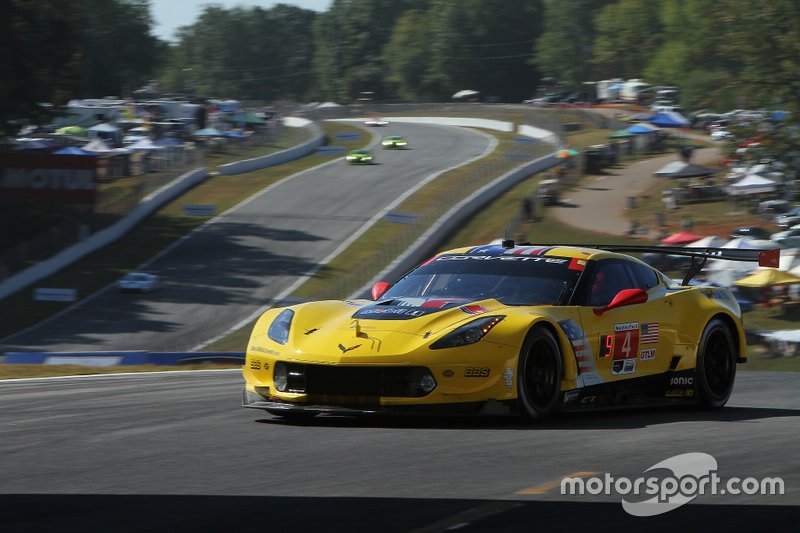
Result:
[525, 340, 558, 408]
[704, 330, 733, 398]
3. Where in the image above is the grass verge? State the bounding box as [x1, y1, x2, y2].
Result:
[0, 122, 370, 339]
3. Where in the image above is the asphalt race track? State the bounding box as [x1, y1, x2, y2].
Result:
[0, 370, 797, 532]
[1, 122, 491, 353]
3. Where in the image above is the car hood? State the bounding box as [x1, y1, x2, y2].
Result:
[284, 298, 514, 360]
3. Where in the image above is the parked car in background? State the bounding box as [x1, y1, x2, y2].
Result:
[118, 272, 159, 293]
[710, 129, 733, 141]
[729, 226, 774, 240]
[770, 226, 800, 248]
[773, 206, 800, 228]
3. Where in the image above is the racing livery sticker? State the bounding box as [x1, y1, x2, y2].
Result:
[639, 348, 656, 361]
[559, 319, 604, 387]
[460, 304, 489, 315]
[568, 257, 587, 271]
[613, 322, 640, 360]
[612, 357, 637, 375]
[640, 322, 659, 344]
[502, 368, 514, 391]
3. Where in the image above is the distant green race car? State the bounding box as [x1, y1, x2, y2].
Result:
[381, 135, 408, 149]
[346, 148, 375, 164]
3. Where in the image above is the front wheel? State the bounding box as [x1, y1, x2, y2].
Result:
[517, 327, 563, 420]
[696, 318, 737, 409]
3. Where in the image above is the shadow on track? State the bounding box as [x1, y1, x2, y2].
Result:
[253, 405, 800, 431]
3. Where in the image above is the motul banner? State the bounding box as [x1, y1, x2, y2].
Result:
[0, 153, 97, 205]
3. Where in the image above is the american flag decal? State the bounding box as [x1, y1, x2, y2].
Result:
[640, 323, 659, 344]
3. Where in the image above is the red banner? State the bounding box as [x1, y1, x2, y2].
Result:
[0, 153, 97, 205]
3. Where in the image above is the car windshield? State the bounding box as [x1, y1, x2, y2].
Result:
[382, 252, 584, 306]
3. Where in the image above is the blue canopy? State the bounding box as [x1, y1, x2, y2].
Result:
[648, 112, 690, 128]
[627, 124, 659, 134]
[194, 128, 224, 137]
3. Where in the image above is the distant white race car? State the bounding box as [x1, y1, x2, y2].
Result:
[364, 117, 389, 127]
[118, 272, 159, 293]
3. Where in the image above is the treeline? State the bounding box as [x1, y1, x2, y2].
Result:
[3, 0, 800, 131]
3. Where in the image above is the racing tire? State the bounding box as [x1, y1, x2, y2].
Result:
[695, 318, 737, 409]
[517, 327, 563, 420]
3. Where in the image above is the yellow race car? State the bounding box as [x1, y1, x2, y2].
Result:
[243, 241, 776, 420]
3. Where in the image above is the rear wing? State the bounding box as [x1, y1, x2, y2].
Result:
[588, 245, 780, 285]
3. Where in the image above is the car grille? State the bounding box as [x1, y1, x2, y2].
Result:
[276, 362, 432, 398]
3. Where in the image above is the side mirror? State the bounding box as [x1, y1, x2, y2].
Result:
[593, 288, 648, 316]
[371, 281, 391, 301]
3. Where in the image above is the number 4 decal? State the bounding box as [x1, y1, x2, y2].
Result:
[613, 323, 639, 360]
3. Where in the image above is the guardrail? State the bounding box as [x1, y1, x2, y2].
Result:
[3, 351, 245, 366]
[0, 121, 324, 302]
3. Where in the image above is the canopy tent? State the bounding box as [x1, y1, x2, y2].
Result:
[660, 230, 705, 245]
[83, 139, 113, 153]
[735, 269, 800, 287]
[87, 122, 120, 133]
[654, 161, 717, 178]
[193, 127, 225, 137]
[128, 138, 164, 150]
[723, 236, 779, 250]
[627, 123, 659, 134]
[726, 174, 777, 196]
[13, 138, 56, 150]
[647, 111, 690, 128]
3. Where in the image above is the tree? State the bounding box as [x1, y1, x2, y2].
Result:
[592, 0, 663, 80]
[535, 0, 614, 88]
[0, 0, 162, 135]
[426, 0, 543, 101]
[382, 10, 434, 101]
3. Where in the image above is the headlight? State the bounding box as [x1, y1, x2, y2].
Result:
[267, 309, 294, 344]
[429, 316, 504, 349]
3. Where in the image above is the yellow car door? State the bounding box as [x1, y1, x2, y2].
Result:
[575, 258, 677, 382]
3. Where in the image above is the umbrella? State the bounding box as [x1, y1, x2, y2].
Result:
[660, 230, 705, 245]
[556, 149, 579, 158]
[56, 126, 87, 136]
[735, 269, 800, 287]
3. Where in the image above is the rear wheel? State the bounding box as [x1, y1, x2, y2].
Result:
[517, 327, 563, 419]
[696, 318, 737, 409]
